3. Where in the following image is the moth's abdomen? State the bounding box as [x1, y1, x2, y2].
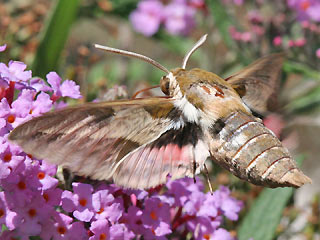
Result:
[210, 111, 311, 188]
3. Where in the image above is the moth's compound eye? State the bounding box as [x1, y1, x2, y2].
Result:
[160, 76, 170, 95]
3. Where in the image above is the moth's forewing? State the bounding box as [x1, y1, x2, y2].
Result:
[226, 53, 285, 115]
[9, 97, 209, 189]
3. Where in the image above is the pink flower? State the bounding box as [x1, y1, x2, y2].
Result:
[15, 196, 52, 237]
[301, 20, 310, 28]
[251, 25, 265, 36]
[31, 161, 58, 191]
[233, 0, 244, 5]
[122, 206, 146, 235]
[109, 223, 135, 240]
[248, 10, 263, 24]
[89, 219, 110, 240]
[273, 36, 283, 46]
[164, 2, 196, 35]
[92, 189, 123, 222]
[42, 188, 63, 206]
[295, 38, 306, 46]
[141, 197, 172, 237]
[316, 48, 320, 58]
[229, 26, 242, 41]
[288, 39, 295, 47]
[40, 212, 87, 240]
[211, 228, 234, 240]
[0, 192, 22, 230]
[0, 44, 6, 52]
[61, 183, 95, 222]
[46, 72, 81, 100]
[129, 0, 164, 36]
[0, 61, 32, 83]
[241, 32, 252, 42]
[0, 138, 24, 179]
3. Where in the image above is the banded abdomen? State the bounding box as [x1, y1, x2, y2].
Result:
[208, 111, 311, 188]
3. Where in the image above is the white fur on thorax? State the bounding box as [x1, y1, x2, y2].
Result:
[167, 72, 201, 124]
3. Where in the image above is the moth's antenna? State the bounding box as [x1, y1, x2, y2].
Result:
[95, 44, 170, 75]
[181, 34, 208, 70]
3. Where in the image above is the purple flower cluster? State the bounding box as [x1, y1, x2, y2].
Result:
[287, 0, 320, 22]
[57, 178, 242, 239]
[0, 45, 242, 239]
[130, 0, 205, 36]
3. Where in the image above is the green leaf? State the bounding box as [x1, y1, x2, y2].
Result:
[2, 224, 8, 231]
[32, 0, 80, 78]
[109, 0, 139, 17]
[238, 156, 304, 240]
[284, 61, 320, 80]
[286, 84, 320, 113]
[206, 0, 234, 48]
[238, 187, 293, 240]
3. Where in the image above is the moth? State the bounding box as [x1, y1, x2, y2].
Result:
[9, 34, 311, 189]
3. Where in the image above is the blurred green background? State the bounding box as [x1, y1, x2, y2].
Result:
[1, 0, 319, 239]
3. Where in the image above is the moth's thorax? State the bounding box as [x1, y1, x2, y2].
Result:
[168, 68, 251, 125]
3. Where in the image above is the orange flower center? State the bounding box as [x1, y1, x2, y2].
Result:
[150, 211, 157, 220]
[43, 193, 49, 202]
[7, 115, 15, 123]
[0, 209, 4, 218]
[203, 234, 210, 240]
[37, 172, 45, 180]
[300, 0, 310, 10]
[97, 207, 104, 214]
[57, 226, 67, 235]
[17, 181, 26, 190]
[28, 209, 37, 217]
[79, 198, 87, 207]
[3, 153, 12, 162]
[99, 233, 107, 240]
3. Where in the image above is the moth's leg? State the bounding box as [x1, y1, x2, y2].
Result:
[204, 163, 213, 195]
[193, 160, 197, 183]
[62, 168, 74, 190]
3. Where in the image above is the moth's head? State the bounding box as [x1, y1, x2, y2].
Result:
[161, 67, 246, 111]
[159, 34, 211, 98]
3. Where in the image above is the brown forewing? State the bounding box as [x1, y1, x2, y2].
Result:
[9, 97, 208, 189]
[226, 53, 285, 115]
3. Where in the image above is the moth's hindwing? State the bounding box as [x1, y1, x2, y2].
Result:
[226, 53, 285, 115]
[9, 98, 209, 189]
[207, 111, 311, 188]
